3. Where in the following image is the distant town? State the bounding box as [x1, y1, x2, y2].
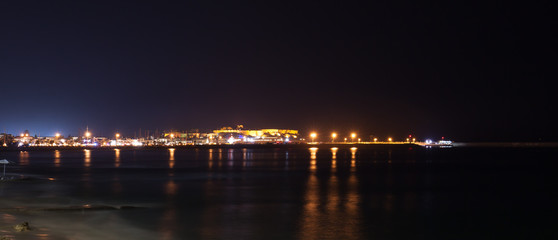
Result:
[0, 125, 451, 147]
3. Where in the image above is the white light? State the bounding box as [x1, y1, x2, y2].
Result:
[131, 140, 143, 146]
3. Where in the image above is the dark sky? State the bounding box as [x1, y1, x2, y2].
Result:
[0, 0, 556, 141]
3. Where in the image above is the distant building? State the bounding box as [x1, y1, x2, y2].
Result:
[213, 127, 300, 144]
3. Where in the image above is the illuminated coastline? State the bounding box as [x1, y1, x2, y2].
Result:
[0, 126, 449, 148]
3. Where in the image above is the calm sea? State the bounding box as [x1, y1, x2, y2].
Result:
[0, 145, 556, 239]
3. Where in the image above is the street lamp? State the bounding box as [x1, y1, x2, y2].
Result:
[373, 138, 378, 142]
[388, 137, 392, 142]
[115, 133, 120, 139]
[55, 133, 61, 138]
[331, 133, 337, 143]
[310, 132, 317, 143]
[85, 131, 91, 138]
[351, 133, 356, 142]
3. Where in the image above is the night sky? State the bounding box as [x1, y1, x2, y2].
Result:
[1, 0, 555, 141]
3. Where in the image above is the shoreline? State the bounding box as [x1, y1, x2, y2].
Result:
[1, 142, 558, 152]
[0, 143, 417, 152]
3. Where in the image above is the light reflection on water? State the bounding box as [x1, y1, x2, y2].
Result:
[300, 149, 361, 240]
[54, 150, 61, 167]
[84, 149, 91, 167]
[218, 148, 223, 168]
[5, 147, 550, 239]
[228, 148, 234, 167]
[208, 148, 213, 168]
[160, 179, 178, 240]
[19, 151, 29, 165]
[351, 147, 357, 169]
[242, 148, 248, 168]
[168, 148, 175, 169]
[331, 147, 338, 171]
[114, 148, 120, 168]
[309, 147, 318, 171]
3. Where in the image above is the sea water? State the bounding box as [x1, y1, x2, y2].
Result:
[0, 145, 556, 239]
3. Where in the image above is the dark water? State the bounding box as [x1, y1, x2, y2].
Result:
[0, 146, 556, 239]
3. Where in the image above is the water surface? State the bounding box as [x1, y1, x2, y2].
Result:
[0, 146, 556, 239]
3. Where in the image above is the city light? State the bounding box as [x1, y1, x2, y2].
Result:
[310, 132, 317, 143]
[2, 126, 436, 147]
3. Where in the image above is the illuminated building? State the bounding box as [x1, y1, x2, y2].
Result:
[213, 127, 300, 144]
[213, 128, 298, 137]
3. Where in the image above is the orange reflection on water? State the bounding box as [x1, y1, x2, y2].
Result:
[84, 149, 91, 167]
[228, 149, 234, 167]
[165, 180, 177, 195]
[350, 147, 357, 168]
[299, 170, 361, 239]
[34, 233, 50, 240]
[309, 147, 318, 171]
[208, 149, 214, 168]
[300, 173, 319, 239]
[19, 151, 29, 166]
[159, 209, 176, 240]
[331, 147, 338, 170]
[2, 213, 16, 224]
[54, 150, 61, 167]
[242, 148, 247, 168]
[346, 174, 359, 213]
[327, 175, 339, 210]
[160, 180, 178, 240]
[218, 149, 223, 167]
[114, 149, 120, 168]
[168, 148, 175, 169]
